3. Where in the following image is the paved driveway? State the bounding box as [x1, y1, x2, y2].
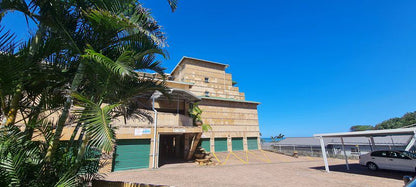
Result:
[103, 151, 411, 187]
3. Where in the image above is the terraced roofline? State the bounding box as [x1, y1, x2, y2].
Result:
[171, 56, 229, 76]
[199, 96, 260, 105]
[136, 72, 194, 85]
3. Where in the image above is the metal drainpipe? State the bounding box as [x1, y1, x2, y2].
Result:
[152, 97, 158, 169]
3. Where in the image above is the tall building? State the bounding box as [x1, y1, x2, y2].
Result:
[61, 57, 261, 172]
[169, 57, 261, 153]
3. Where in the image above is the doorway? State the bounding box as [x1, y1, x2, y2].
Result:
[159, 134, 185, 166]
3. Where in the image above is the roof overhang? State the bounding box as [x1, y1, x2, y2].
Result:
[134, 88, 201, 103]
[168, 88, 201, 102]
[314, 127, 416, 138]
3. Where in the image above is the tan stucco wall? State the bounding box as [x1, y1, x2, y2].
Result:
[199, 99, 260, 139]
[172, 58, 245, 100]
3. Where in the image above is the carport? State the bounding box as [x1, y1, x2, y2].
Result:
[313, 127, 416, 172]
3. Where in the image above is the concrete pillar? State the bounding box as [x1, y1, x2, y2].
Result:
[258, 136, 262, 150]
[227, 135, 232, 152]
[243, 133, 248, 151]
[211, 132, 215, 153]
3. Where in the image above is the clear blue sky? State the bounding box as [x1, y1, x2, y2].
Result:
[3, 0, 416, 137]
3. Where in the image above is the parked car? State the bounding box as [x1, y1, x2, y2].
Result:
[403, 176, 416, 187]
[359, 150, 416, 172]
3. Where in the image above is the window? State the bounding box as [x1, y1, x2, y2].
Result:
[351, 147, 358, 153]
[204, 77, 209, 83]
[389, 151, 399, 158]
[398, 153, 411, 160]
[403, 151, 416, 159]
[371, 151, 388, 157]
[389, 151, 411, 160]
[205, 91, 209, 97]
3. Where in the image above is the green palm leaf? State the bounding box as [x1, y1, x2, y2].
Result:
[83, 46, 133, 77]
[85, 8, 166, 47]
[54, 173, 78, 187]
[72, 93, 117, 152]
[0, 26, 15, 52]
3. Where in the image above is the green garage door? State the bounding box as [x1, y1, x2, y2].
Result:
[215, 138, 228, 152]
[232, 137, 244, 151]
[113, 139, 150, 171]
[247, 137, 258, 150]
[200, 138, 210, 152]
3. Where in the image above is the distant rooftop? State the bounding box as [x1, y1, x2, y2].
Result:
[274, 136, 411, 146]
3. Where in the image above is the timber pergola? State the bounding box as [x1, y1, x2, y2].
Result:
[313, 127, 416, 172]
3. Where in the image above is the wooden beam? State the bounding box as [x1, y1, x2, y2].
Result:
[187, 133, 202, 160]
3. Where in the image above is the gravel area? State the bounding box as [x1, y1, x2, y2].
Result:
[103, 150, 413, 187]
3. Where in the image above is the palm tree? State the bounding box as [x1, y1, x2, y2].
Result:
[0, 0, 179, 185]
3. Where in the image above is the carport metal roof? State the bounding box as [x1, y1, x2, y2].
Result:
[314, 127, 416, 138]
[313, 127, 416, 172]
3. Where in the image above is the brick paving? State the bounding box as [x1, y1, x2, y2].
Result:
[103, 151, 411, 187]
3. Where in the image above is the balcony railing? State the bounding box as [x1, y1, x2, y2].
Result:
[112, 111, 193, 127]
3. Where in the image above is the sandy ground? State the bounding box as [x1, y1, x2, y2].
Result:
[103, 150, 414, 187]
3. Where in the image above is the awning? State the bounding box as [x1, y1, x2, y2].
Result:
[135, 88, 201, 103]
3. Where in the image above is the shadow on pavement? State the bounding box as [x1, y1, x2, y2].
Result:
[310, 163, 415, 180]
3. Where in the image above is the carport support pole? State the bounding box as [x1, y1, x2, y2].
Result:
[319, 136, 330, 172]
[340, 137, 349, 170]
[405, 131, 416, 151]
[370, 137, 376, 151]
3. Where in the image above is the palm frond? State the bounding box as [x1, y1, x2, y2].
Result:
[54, 173, 78, 187]
[0, 0, 33, 21]
[84, 8, 166, 47]
[0, 26, 16, 52]
[83, 46, 133, 77]
[72, 93, 117, 153]
[0, 152, 23, 186]
[167, 0, 178, 12]
[0, 125, 44, 186]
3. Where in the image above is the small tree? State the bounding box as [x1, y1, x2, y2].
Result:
[188, 103, 212, 132]
[271, 133, 285, 142]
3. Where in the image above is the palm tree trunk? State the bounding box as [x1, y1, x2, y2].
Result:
[45, 62, 86, 162]
[3, 83, 22, 126]
[76, 134, 89, 163]
[24, 94, 46, 141]
[2, 24, 46, 127]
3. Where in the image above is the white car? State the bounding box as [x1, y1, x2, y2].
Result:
[359, 150, 416, 172]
